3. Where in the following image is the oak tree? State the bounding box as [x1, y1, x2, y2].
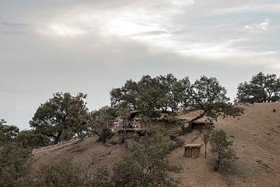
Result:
[30, 92, 90, 144]
[90, 106, 118, 143]
[236, 72, 280, 103]
[182, 76, 243, 133]
[110, 74, 184, 123]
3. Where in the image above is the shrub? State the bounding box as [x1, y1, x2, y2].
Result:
[36, 158, 85, 186]
[15, 130, 49, 148]
[91, 133, 182, 187]
[0, 143, 32, 186]
[210, 129, 236, 171]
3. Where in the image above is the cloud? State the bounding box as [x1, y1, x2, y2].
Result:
[0, 17, 28, 35]
[244, 18, 271, 32]
[186, 1, 280, 17]
[0, 0, 269, 72]
[0, 17, 27, 27]
[32, 1, 280, 70]
[48, 25, 86, 37]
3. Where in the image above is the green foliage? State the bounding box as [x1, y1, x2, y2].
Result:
[189, 76, 237, 118]
[15, 130, 49, 148]
[91, 106, 117, 129]
[0, 143, 32, 186]
[185, 76, 244, 132]
[210, 129, 236, 171]
[0, 120, 38, 186]
[90, 106, 117, 143]
[36, 158, 85, 187]
[138, 112, 157, 127]
[116, 108, 131, 119]
[30, 92, 90, 144]
[91, 133, 182, 187]
[236, 72, 280, 103]
[0, 119, 19, 147]
[146, 125, 169, 137]
[110, 74, 243, 132]
[111, 79, 140, 111]
[110, 74, 185, 123]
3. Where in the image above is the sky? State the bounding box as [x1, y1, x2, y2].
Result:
[1, 0, 280, 130]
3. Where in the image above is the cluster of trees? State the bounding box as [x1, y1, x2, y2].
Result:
[0, 93, 95, 185]
[111, 74, 184, 114]
[111, 74, 243, 132]
[29, 93, 133, 145]
[27, 72, 279, 145]
[3, 71, 279, 185]
[2, 72, 278, 148]
[25, 74, 244, 145]
[236, 72, 280, 103]
[0, 120, 38, 186]
[0, 119, 49, 150]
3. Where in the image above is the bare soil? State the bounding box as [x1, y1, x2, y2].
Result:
[31, 103, 280, 186]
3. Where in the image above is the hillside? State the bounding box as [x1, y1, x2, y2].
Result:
[31, 103, 280, 186]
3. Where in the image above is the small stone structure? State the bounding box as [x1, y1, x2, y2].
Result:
[183, 144, 202, 158]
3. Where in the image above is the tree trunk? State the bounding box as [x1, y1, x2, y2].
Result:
[54, 130, 62, 144]
[205, 143, 207, 158]
[214, 155, 221, 172]
[187, 122, 193, 133]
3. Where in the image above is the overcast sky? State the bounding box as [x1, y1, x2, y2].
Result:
[1, 0, 280, 130]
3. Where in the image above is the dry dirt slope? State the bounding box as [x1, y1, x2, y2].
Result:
[31, 103, 280, 186]
[169, 103, 280, 186]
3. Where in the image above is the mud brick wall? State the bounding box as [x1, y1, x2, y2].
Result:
[184, 146, 201, 158]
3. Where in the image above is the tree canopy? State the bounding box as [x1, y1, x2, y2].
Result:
[30, 92, 90, 144]
[0, 119, 19, 147]
[236, 72, 280, 103]
[110, 74, 184, 120]
[0, 142, 33, 186]
[90, 106, 118, 143]
[15, 130, 49, 149]
[0, 119, 35, 186]
[184, 76, 243, 132]
[111, 74, 243, 132]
